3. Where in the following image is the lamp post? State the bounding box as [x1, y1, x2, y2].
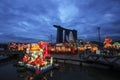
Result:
[50, 34, 52, 43]
[97, 27, 101, 47]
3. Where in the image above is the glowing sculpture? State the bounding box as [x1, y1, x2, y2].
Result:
[104, 36, 112, 48]
[49, 43, 78, 54]
[83, 42, 98, 53]
[91, 44, 98, 53]
[8, 42, 28, 51]
[84, 42, 92, 50]
[18, 41, 53, 74]
[21, 54, 30, 63]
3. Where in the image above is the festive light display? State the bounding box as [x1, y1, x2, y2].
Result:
[8, 42, 28, 51]
[49, 41, 98, 54]
[49, 43, 77, 54]
[78, 42, 98, 53]
[113, 42, 120, 49]
[18, 41, 53, 74]
[104, 36, 112, 48]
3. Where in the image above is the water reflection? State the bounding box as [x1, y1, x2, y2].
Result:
[0, 59, 120, 80]
[16, 66, 54, 80]
[16, 62, 120, 80]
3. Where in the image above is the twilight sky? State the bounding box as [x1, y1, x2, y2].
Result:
[0, 0, 120, 43]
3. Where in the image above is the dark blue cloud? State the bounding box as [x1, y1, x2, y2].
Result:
[0, 0, 120, 43]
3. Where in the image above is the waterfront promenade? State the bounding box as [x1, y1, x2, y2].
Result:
[52, 53, 120, 69]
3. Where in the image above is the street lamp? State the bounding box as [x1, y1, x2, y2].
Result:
[97, 27, 101, 47]
[50, 34, 52, 43]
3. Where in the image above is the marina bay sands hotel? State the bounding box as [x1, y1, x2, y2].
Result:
[53, 25, 77, 43]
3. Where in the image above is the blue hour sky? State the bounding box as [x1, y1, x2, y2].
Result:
[0, 0, 120, 43]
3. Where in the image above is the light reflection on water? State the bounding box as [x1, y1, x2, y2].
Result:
[0, 60, 120, 80]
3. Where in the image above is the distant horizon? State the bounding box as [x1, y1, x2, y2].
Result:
[0, 37, 120, 44]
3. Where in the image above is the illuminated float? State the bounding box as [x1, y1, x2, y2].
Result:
[8, 42, 28, 51]
[78, 42, 98, 53]
[111, 42, 120, 56]
[84, 42, 98, 53]
[18, 41, 53, 74]
[91, 44, 98, 53]
[113, 42, 120, 49]
[84, 42, 92, 51]
[49, 42, 77, 54]
[104, 36, 112, 48]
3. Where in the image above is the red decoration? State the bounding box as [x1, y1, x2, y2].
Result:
[21, 54, 29, 63]
[43, 43, 51, 60]
[19, 41, 52, 68]
[35, 69, 41, 75]
[34, 55, 40, 65]
[104, 37, 112, 45]
[104, 36, 112, 48]
[38, 41, 44, 49]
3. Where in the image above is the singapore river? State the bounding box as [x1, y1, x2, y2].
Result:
[0, 56, 120, 80]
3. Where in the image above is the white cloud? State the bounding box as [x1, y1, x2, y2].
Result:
[103, 13, 116, 22]
[0, 0, 120, 43]
[0, 32, 3, 35]
[58, 2, 79, 23]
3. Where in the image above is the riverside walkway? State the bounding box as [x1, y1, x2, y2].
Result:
[52, 53, 120, 69]
[0, 50, 120, 69]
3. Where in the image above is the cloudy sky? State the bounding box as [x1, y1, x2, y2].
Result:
[0, 0, 120, 43]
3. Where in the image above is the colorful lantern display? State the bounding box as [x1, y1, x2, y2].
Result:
[18, 41, 53, 74]
[104, 36, 112, 48]
[8, 42, 28, 51]
[49, 43, 77, 54]
[77, 42, 98, 53]
[113, 42, 120, 48]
